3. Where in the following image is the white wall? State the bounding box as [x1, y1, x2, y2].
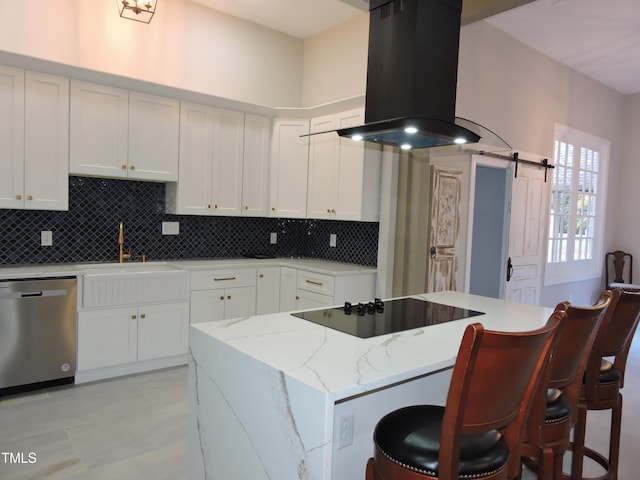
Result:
[302, 12, 368, 107]
[457, 21, 625, 307]
[0, 0, 303, 107]
[617, 94, 640, 282]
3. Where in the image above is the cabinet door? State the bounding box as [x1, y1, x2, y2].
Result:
[0, 65, 24, 209]
[190, 289, 226, 323]
[256, 267, 281, 315]
[210, 108, 244, 216]
[242, 114, 271, 216]
[77, 307, 138, 370]
[279, 267, 298, 312]
[24, 71, 69, 211]
[307, 114, 338, 219]
[335, 109, 367, 220]
[270, 119, 309, 218]
[69, 80, 129, 178]
[296, 289, 334, 310]
[128, 92, 179, 181]
[138, 302, 190, 360]
[170, 101, 215, 215]
[225, 286, 257, 320]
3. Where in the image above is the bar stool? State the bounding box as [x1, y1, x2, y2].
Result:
[571, 289, 640, 480]
[365, 315, 563, 480]
[519, 292, 612, 480]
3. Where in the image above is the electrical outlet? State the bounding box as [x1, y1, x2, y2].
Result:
[329, 233, 337, 248]
[338, 413, 354, 449]
[162, 221, 180, 235]
[270, 232, 277, 244]
[41, 231, 53, 246]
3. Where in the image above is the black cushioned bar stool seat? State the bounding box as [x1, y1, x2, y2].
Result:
[374, 405, 509, 478]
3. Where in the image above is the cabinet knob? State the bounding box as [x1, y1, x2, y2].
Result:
[140, 313, 146, 319]
[327, 209, 331, 213]
[131, 314, 137, 320]
[130, 165, 135, 170]
[271, 207, 276, 211]
[27, 195, 33, 201]
[220, 296, 224, 301]
[15, 194, 22, 200]
[214, 204, 218, 209]
[208, 204, 211, 209]
[331, 209, 336, 213]
[121, 165, 127, 170]
[259, 274, 264, 278]
[296, 296, 300, 300]
[227, 295, 231, 300]
[245, 205, 249, 210]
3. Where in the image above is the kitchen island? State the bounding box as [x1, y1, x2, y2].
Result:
[187, 291, 554, 480]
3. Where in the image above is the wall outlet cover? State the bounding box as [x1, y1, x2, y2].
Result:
[270, 232, 277, 244]
[162, 221, 180, 235]
[329, 233, 337, 248]
[41, 231, 53, 246]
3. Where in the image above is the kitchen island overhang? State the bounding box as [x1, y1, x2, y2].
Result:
[187, 291, 554, 480]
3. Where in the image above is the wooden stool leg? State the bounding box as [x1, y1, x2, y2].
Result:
[366, 457, 376, 480]
[609, 394, 623, 480]
[571, 404, 588, 480]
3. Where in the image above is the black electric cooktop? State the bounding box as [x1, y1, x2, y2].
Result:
[291, 298, 485, 339]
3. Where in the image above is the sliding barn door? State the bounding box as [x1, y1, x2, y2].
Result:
[505, 165, 547, 304]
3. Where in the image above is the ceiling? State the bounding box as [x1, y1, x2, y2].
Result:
[189, 0, 640, 95]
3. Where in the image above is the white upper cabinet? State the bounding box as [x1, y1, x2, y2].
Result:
[0, 65, 24, 210]
[128, 92, 179, 181]
[210, 108, 245, 216]
[270, 118, 309, 218]
[69, 82, 179, 182]
[242, 114, 271, 216]
[70, 80, 129, 178]
[307, 108, 382, 221]
[167, 103, 248, 216]
[0, 67, 69, 211]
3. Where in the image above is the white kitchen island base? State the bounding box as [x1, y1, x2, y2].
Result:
[187, 291, 553, 479]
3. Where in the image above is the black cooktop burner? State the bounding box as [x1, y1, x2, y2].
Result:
[291, 298, 485, 338]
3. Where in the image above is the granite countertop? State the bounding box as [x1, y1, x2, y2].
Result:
[190, 290, 555, 402]
[0, 257, 376, 281]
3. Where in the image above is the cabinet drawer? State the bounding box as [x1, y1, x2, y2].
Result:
[190, 268, 256, 291]
[296, 270, 334, 296]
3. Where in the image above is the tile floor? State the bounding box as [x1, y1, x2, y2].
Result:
[0, 329, 638, 480]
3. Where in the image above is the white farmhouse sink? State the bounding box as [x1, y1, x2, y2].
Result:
[78, 262, 188, 308]
[77, 262, 179, 275]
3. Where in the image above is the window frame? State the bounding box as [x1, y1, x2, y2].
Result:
[544, 123, 610, 286]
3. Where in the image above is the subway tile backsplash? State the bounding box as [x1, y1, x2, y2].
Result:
[0, 177, 378, 266]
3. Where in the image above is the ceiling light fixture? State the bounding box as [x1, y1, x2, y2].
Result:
[117, 0, 158, 23]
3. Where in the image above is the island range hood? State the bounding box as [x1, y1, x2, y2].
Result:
[338, 0, 507, 150]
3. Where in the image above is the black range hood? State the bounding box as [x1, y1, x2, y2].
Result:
[337, 0, 505, 150]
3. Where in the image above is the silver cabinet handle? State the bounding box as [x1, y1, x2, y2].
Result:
[214, 277, 236, 281]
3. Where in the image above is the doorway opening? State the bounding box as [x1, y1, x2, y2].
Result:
[469, 165, 510, 298]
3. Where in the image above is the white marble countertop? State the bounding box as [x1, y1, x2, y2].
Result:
[0, 257, 375, 281]
[190, 291, 554, 402]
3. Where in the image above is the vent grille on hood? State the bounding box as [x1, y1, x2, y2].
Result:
[337, 0, 509, 151]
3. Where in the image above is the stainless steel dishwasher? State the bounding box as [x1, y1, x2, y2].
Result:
[0, 277, 77, 395]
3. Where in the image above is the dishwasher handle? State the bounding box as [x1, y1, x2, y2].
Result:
[0, 288, 70, 300]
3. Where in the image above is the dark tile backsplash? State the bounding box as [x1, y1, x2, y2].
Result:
[0, 177, 378, 266]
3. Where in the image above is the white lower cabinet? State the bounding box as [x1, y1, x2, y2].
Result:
[189, 268, 257, 323]
[190, 286, 256, 323]
[256, 266, 281, 315]
[280, 266, 376, 311]
[77, 302, 189, 371]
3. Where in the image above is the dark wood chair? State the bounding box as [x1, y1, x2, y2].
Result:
[571, 289, 640, 480]
[605, 251, 640, 291]
[519, 291, 612, 480]
[365, 315, 563, 480]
